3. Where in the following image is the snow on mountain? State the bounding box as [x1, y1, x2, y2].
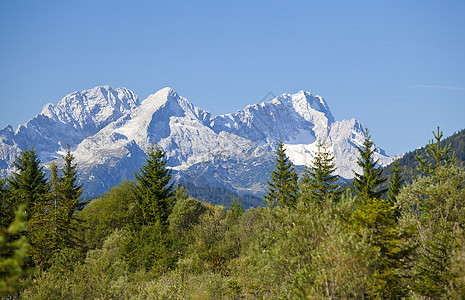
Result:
[0, 86, 392, 197]
[0, 86, 139, 176]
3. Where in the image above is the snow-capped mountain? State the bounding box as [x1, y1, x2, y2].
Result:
[0, 86, 391, 197]
[0, 86, 139, 176]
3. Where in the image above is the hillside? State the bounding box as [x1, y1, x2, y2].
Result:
[383, 127, 465, 179]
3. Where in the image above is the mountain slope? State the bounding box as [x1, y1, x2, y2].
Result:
[0, 86, 391, 198]
[383, 128, 465, 180]
[0, 86, 139, 177]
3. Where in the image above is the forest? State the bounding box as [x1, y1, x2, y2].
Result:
[1, 127, 465, 299]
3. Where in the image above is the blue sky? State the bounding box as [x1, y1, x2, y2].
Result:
[1, 0, 464, 155]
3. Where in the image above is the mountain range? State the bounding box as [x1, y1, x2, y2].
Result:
[0, 86, 392, 197]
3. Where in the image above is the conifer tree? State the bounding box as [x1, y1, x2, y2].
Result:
[415, 126, 456, 175]
[8, 147, 48, 219]
[264, 141, 299, 208]
[28, 150, 84, 268]
[60, 145, 83, 212]
[386, 157, 404, 207]
[0, 179, 13, 228]
[0, 205, 34, 297]
[351, 129, 387, 201]
[301, 139, 340, 207]
[123, 145, 175, 271]
[134, 144, 174, 226]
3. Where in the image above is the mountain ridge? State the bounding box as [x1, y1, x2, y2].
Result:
[0, 85, 392, 197]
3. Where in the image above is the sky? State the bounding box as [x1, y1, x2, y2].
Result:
[1, 0, 464, 156]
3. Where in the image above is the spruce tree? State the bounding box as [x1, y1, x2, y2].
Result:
[264, 140, 299, 208]
[386, 157, 404, 207]
[301, 139, 340, 207]
[28, 149, 84, 268]
[134, 144, 174, 226]
[415, 126, 456, 176]
[351, 128, 387, 201]
[0, 179, 13, 228]
[60, 145, 83, 213]
[123, 145, 175, 271]
[8, 147, 48, 219]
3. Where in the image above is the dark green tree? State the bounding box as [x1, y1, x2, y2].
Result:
[264, 141, 299, 208]
[60, 145, 83, 212]
[0, 204, 35, 297]
[0, 179, 13, 228]
[227, 197, 244, 228]
[386, 157, 404, 207]
[351, 129, 387, 201]
[300, 139, 340, 207]
[134, 144, 174, 226]
[28, 149, 84, 269]
[416, 126, 456, 176]
[122, 145, 175, 271]
[8, 147, 48, 219]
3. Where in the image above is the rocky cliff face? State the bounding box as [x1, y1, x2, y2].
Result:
[0, 86, 391, 197]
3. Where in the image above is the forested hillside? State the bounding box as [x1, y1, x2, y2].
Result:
[383, 127, 465, 179]
[2, 128, 465, 299]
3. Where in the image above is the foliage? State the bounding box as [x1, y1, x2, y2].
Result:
[28, 151, 84, 269]
[416, 126, 457, 175]
[7, 147, 48, 218]
[122, 145, 176, 272]
[397, 165, 465, 298]
[300, 139, 340, 208]
[180, 182, 262, 209]
[386, 156, 404, 207]
[264, 140, 299, 208]
[351, 128, 387, 201]
[78, 180, 137, 249]
[382, 127, 465, 182]
[14, 127, 465, 299]
[0, 205, 35, 297]
[0, 179, 13, 228]
[134, 144, 174, 226]
[60, 145, 84, 211]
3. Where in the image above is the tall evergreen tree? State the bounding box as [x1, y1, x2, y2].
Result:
[0, 179, 13, 228]
[301, 139, 340, 207]
[387, 157, 404, 205]
[351, 129, 387, 201]
[60, 145, 83, 212]
[7, 147, 48, 219]
[264, 141, 299, 208]
[134, 144, 174, 226]
[28, 149, 84, 268]
[415, 126, 456, 176]
[123, 145, 175, 271]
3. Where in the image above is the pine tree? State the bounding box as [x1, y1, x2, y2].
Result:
[386, 157, 404, 207]
[264, 141, 299, 208]
[301, 139, 340, 207]
[134, 144, 174, 226]
[351, 128, 387, 201]
[415, 126, 456, 176]
[7, 147, 48, 219]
